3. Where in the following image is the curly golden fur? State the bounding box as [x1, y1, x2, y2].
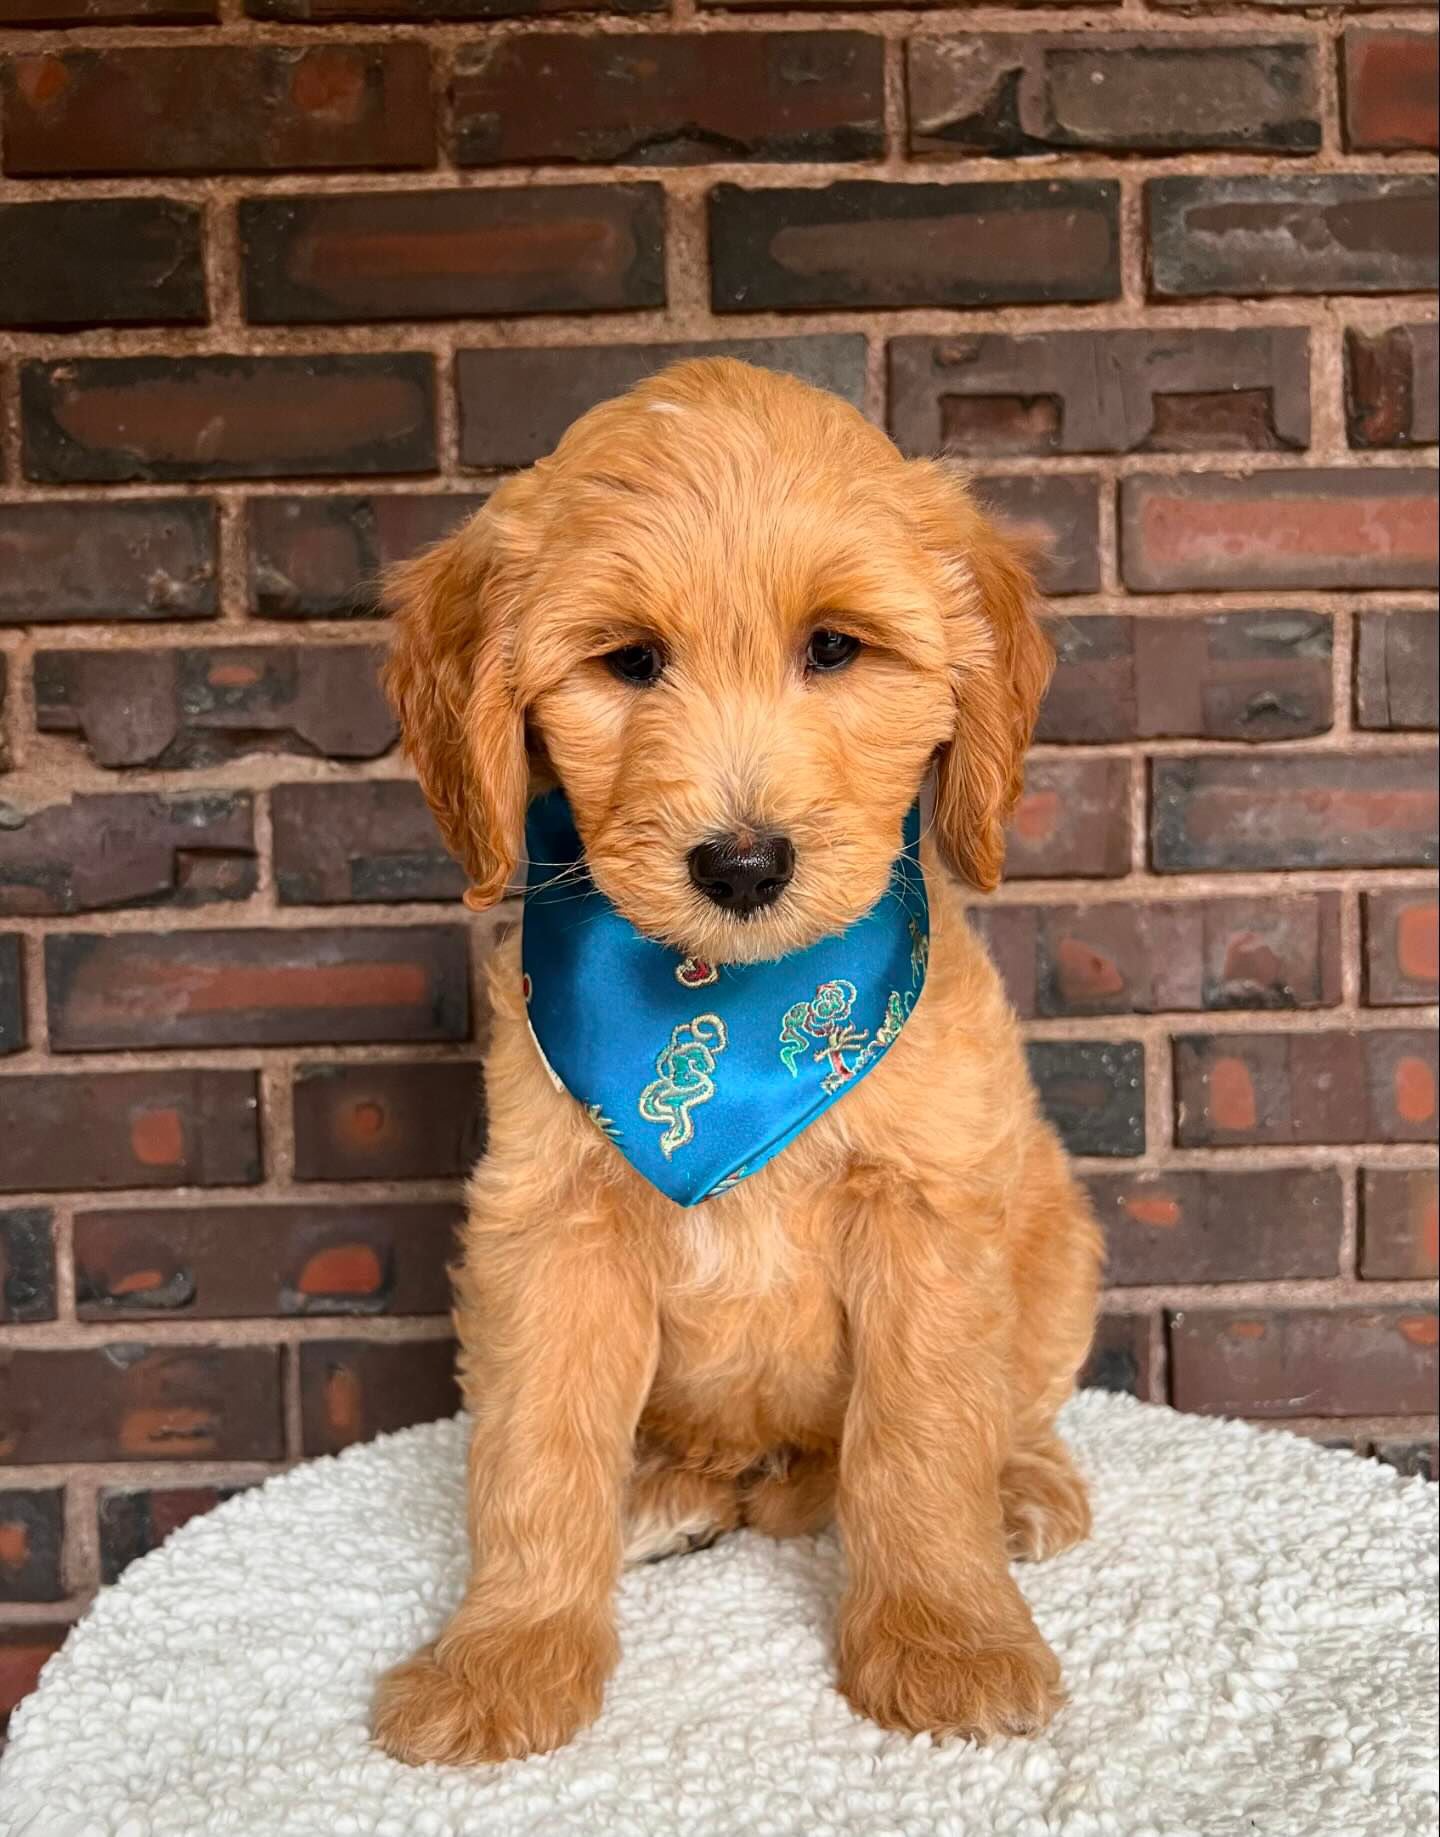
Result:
[373, 360, 1102, 1766]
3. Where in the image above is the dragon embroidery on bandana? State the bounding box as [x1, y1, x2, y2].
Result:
[779, 979, 872, 1094]
[639, 1014, 728, 1159]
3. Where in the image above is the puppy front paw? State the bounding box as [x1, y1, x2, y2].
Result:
[839, 1595, 1063, 1743]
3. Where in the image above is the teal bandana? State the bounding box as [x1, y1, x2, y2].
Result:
[521, 791, 930, 1207]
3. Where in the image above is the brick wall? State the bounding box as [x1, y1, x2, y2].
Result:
[0, 0, 1437, 1730]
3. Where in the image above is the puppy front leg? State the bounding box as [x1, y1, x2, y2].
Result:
[836, 1176, 1063, 1742]
[374, 1198, 657, 1766]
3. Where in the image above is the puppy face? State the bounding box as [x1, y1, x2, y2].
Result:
[386, 360, 1051, 960]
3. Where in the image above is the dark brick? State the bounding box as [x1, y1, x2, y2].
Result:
[0, 1626, 67, 1737]
[247, 493, 487, 620]
[710, 180, 1120, 311]
[457, 335, 868, 471]
[0, 1211, 56, 1324]
[1147, 175, 1438, 298]
[1174, 1029, 1438, 1147]
[0, 500, 217, 626]
[0, 936, 22, 1057]
[971, 474, 1101, 598]
[1122, 469, 1438, 593]
[1344, 27, 1439, 150]
[1089, 1168, 1342, 1287]
[46, 926, 468, 1053]
[273, 782, 464, 905]
[293, 1061, 484, 1182]
[1170, 1306, 1438, 1418]
[0, 0, 214, 19]
[1345, 324, 1439, 449]
[0, 1490, 63, 1602]
[1038, 611, 1331, 744]
[34, 644, 395, 769]
[909, 35, 1318, 156]
[1003, 757, 1131, 880]
[1152, 753, 1437, 874]
[21, 356, 436, 485]
[455, 32, 882, 166]
[1360, 1167, 1438, 1280]
[1027, 1040, 1145, 1157]
[2, 45, 434, 177]
[75, 1201, 458, 1320]
[1372, 1439, 1438, 1482]
[300, 1337, 459, 1455]
[1080, 1313, 1153, 1398]
[0, 1070, 259, 1193]
[251, 0, 656, 11]
[1355, 611, 1439, 731]
[242, 187, 665, 324]
[98, 1485, 244, 1586]
[0, 201, 204, 331]
[1365, 890, 1438, 1006]
[0, 793, 255, 918]
[890, 329, 1309, 459]
[0, 1345, 283, 1463]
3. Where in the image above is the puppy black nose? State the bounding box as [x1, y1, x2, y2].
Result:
[687, 833, 795, 916]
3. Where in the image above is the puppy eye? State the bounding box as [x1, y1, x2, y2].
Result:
[805, 629, 862, 674]
[605, 643, 666, 686]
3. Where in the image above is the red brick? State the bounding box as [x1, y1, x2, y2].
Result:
[1147, 175, 1437, 298]
[2, 45, 434, 177]
[710, 180, 1120, 311]
[0, 1489, 63, 1603]
[0, 201, 204, 330]
[1365, 890, 1439, 1006]
[1089, 1169, 1342, 1286]
[1344, 28, 1439, 150]
[0, 500, 217, 626]
[890, 329, 1309, 458]
[1, 1211, 56, 1325]
[292, 1061, 484, 1182]
[1081, 1313, 1154, 1398]
[0, 936, 22, 1057]
[0, 0, 213, 18]
[250, 0, 658, 13]
[1122, 470, 1438, 593]
[46, 926, 468, 1053]
[909, 35, 1318, 156]
[0, 1071, 259, 1193]
[1152, 753, 1437, 873]
[0, 1345, 283, 1463]
[1170, 1306, 1439, 1418]
[22, 356, 436, 485]
[247, 494, 487, 620]
[241, 187, 665, 324]
[34, 644, 395, 769]
[74, 1201, 458, 1319]
[455, 33, 883, 166]
[0, 1626, 67, 1736]
[1174, 1029, 1438, 1147]
[457, 336, 868, 472]
[1003, 757, 1131, 879]
[98, 1484, 244, 1585]
[1345, 324, 1439, 449]
[272, 782, 465, 905]
[299, 1337, 459, 1454]
[1026, 1040, 1145, 1157]
[971, 474, 1101, 598]
[0, 793, 255, 918]
[1355, 611, 1439, 730]
[1360, 1167, 1439, 1280]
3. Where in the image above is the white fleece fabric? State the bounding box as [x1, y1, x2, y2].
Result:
[2, 1390, 1435, 1837]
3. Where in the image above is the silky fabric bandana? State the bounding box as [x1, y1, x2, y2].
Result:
[521, 791, 930, 1208]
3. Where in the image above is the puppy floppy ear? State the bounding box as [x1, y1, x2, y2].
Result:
[383, 502, 530, 911]
[921, 469, 1054, 893]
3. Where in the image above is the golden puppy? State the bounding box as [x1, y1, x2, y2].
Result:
[373, 358, 1101, 1766]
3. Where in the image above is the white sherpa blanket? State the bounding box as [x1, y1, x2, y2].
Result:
[2, 1391, 1436, 1837]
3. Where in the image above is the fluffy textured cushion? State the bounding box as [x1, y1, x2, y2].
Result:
[2, 1390, 1436, 1837]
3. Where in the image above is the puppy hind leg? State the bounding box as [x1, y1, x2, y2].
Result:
[1000, 1431, 1091, 1563]
[623, 1449, 740, 1565]
[741, 1448, 837, 1540]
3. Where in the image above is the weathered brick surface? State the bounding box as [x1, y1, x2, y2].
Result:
[1360, 1167, 1439, 1281]
[248, 494, 486, 620]
[0, 201, 205, 330]
[45, 927, 469, 1052]
[98, 1485, 243, 1586]
[1174, 1030, 1438, 1147]
[1026, 1041, 1145, 1157]
[0, 1211, 57, 1325]
[22, 356, 437, 484]
[1170, 1306, 1439, 1418]
[242, 188, 665, 324]
[1003, 758, 1131, 879]
[292, 1061, 484, 1181]
[34, 644, 395, 768]
[909, 35, 1319, 156]
[1343, 27, 1439, 151]
[890, 329, 1309, 458]
[454, 34, 884, 166]
[1152, 753, 1438, 874]
[74, 1202, 458, 1318]
[964, 474, 1102, 597]
[1364, 890, 1439, 1007]
[2, 0, 215, 18]
[0, 936, 23, 1057]
[0, 1490, 64, 1603]
[0, 500, 217, 627]
[458, 336, 867, 471]
[711, 181, 1121, 311]
[1355, 612, 1440, 731]
[299, 1337, 459, 1454]
[0, 793, 255, 917]
[1089, 1169, 1342, 1287]
[0, 1627, 67, 1736]
[272, 781, 465, 905]
[1345, 325, 1439, 449]
[1080, 1314, 1153, 1399]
